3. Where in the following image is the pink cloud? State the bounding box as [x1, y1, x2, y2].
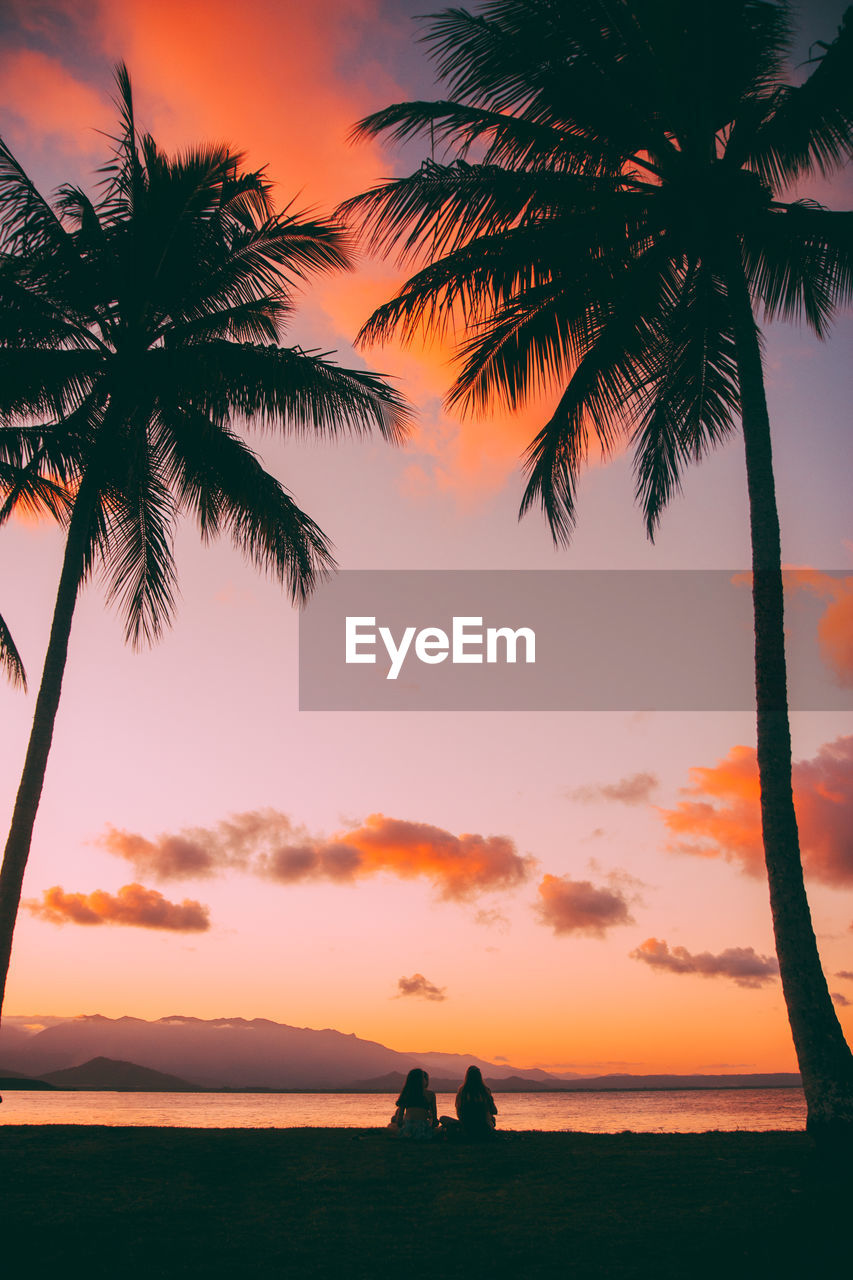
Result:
[630, 938, 778, 988]
[534, 873, 634, 937]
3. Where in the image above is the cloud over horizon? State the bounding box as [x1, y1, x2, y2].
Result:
[630, 938, 778, 988]
[535, 873, 635, 937]
[395, 973, 447, 1002]
[25, 884, 210, 932]
[100, 810, 536, 902]
[659, 735, 853, 885]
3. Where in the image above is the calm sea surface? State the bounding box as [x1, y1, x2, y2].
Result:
[0, 1088, 806, 1132]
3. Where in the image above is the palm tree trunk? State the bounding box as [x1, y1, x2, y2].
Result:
[0, 478, 96, 1020]
[726, 255, 853, 1145]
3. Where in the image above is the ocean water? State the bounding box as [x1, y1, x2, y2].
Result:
[0, 1087, 806, 1132]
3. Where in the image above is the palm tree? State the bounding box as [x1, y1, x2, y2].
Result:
[0, 66, 410, 1018]
[340, 0, 853, 1141]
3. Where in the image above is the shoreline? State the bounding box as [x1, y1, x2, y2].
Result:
[0, 1081, 806, 1094]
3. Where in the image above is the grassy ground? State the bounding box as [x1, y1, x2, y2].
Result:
[0, 1127, 848, 1279]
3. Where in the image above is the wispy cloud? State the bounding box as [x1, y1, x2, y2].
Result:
[570, 772, 659, 806]
[25, 884, 210, 932]
[630, 937, 778, 988]
[473, 907, 510, 931]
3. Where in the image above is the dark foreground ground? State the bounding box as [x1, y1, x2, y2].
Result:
[1, 1127, 848, 1279]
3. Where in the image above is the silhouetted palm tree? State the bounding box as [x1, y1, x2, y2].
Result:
[341, 0, 853, 1141]
[0, 67, 410, 1016]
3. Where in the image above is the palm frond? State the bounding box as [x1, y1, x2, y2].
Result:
[341, 156, 634, 266]
[632, 265, 740, 535]
[351, 98, 621, 175]
[0, 457, 72, 528]
[0, 348, 99, 422]
[168, 297, 290, 346]
[419, 0, 685, 162]
[147, 210, 352, 340]
[153, 342, 412, 444]
[447, 222, 666, 413]
[97, 62, 146, 220]
[748, 6, 853, 185]
[0, 138, 70, 256]
[744, 202, 853, 336]
[100, 433, 179, 647]
[165, 409, 336, 602]
[518, 246, 679, 544]
[0, 612, 26, 689]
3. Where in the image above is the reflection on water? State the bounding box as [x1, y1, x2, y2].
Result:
[0, 1088, 806, 1132]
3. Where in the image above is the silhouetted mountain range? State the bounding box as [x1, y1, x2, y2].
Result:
[42, 1057, 198, 1091]
[0, 1014, 561, 1090]
[0, 1015, 801, 1092]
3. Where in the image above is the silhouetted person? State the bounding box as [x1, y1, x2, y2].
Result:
[391, 1067, 437, 1139]
[455, 1065, 497, 1139]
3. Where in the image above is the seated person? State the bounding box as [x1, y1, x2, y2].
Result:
[391, 1068, 438, 1139]
[455, 1065, 498, 1138]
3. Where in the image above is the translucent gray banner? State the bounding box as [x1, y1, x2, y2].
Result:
[298, 571, 853, 711]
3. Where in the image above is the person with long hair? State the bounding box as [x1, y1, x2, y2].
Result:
[455, 1065, 498, 1138]
[391, 1068, 437, 1139]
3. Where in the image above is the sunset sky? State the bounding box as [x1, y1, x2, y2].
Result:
[0, 0, 851, 1075]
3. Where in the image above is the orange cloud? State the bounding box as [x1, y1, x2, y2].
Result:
[25, 883, 210, 931]
[630, 938, 778, 988]
[88, 0, 399, 209]
[733, 569, 853, 688]
[660, 735, 853, 884]
[318, 267, 555, 497]
[785, 569, 853, 688]
[100, 810, 536, 901]
[534, 873, 634, 937]
[325, 814, 535, 900]
[395, 973, 447, 1002]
